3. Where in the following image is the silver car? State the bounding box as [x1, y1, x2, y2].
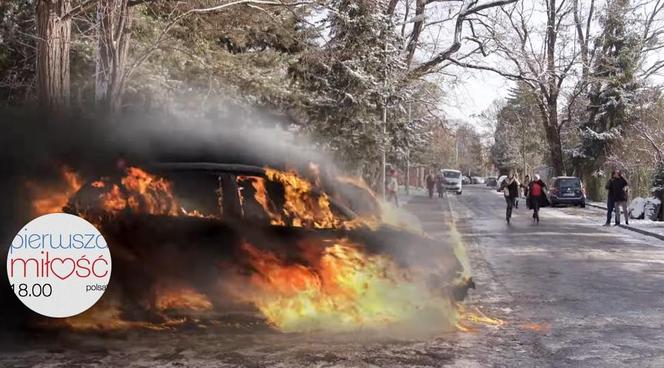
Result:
[441, 169, 463, 195]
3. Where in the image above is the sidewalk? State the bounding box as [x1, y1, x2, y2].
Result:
[397, 185, 426, 206]
[586, 200, 664, 241]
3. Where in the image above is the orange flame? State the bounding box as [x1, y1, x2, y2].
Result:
[93, 166, 214, 217]
[239, 239, 456, 332]
[155, 286, 213, 312]
[237, 175, 285, 225]
[59, 302, 187, 331]
[26, 166, 82, 216]
[265, 168, 345, 229]
[120, 167, 179, 215]
[454, 303, 504, 332]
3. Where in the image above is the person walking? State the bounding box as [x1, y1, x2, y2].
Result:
[528, 174, 548, 223]
[386, 168, 399, 207]
[604, 170, 629, 226]
[498, 172, 520, 224]
[385, 169, 399, 207]
[521, 174, 532, 209]
[425, 172, 435, 199]
[435, 171, 444, 198]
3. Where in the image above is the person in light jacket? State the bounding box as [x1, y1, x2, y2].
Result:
[386, 169, 399, 207]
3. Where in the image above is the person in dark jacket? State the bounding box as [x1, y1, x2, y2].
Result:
[605, 170, 629, 226]
[528, 174, 548, 223]
[498, 171, 520, 224]
[425, 172, 435, 199]
[435, 172, 444, 198]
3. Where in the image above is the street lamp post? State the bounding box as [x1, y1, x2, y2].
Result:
[405, 101, 412, 195]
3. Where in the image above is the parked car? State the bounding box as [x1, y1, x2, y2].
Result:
[485, 177, 498, 187]
[462, 176, 472, 185]
[497, 175, 507, 187]
[441, 169, 463, 195]
[548, 176, 586, 207]
[471, 176, 485, 184]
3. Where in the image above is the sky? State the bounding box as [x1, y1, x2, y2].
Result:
[442, 70, 512, 128]
[421, 0, 664, 137]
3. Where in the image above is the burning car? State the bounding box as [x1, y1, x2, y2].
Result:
[7, 161, 473, 333]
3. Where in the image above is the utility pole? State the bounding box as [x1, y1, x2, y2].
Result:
[380, 96, 387, 199]
[405, 101, 411, 195]
[379, 36, 388, 199]
[455, 139, 459, 167]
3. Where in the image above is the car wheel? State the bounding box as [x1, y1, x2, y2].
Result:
[580, 202, 586, 208]
[457, 191, 462, 195]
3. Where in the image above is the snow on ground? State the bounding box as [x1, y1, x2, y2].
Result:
[487, 189, 664, 243]
[587, 200, 664, 237]
[628, 219, 664, 237]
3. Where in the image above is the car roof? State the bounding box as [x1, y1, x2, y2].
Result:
[152, 162, 266, 176]
[441, 169, 461, 172]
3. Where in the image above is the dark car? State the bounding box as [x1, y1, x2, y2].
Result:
[50, 162, 473, 328]
[548, 176, 586, 207]
[486, 177, 498, 187]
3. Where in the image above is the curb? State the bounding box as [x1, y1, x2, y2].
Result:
[587, 203, 607, 210]
[618, 224, 664, 241]
[587, 203, 663, 242]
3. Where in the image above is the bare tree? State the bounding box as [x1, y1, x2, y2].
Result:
[401, 0, 520, 79]
[449, 0, 580, 176]
[634, 0, 664, 78]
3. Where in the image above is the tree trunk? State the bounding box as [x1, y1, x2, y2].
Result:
[36, 0, 72, 111]
[386, 0, 399, 15]
[543, 0, 565, 176]
[545, 110, 565, 176]
[95, 0, 132, 113]
[405, 0, 425, 67]
[536, 98, 565, 176]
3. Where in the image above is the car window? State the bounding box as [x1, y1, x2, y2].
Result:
[236, 174, 351, 228]
[236, 175, 284, 224]
[555, 178, 581, 189]
[443, 171, 461, 178]
[67, 169, 225, 219]
[168, 172, 224, 217]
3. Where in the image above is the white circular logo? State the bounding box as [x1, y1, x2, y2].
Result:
[6, 213, 112, 318]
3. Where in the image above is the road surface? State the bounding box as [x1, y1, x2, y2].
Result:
[444, 185, 664, 367]
[2, 185, 664, 367]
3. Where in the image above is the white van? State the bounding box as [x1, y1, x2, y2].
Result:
[441, 169, 463, 195]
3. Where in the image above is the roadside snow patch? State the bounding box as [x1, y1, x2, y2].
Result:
[629, 197, 646, 219]
[644, 197, 662, 221]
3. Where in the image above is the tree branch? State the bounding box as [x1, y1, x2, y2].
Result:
[407, 0, 518, 78]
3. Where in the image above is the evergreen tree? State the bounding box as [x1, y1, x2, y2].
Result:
[491, 84, 545, 173]
[288, 0, 406, 173]
[580, 0, 641, 165]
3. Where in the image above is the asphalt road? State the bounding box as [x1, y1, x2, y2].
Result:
[2, 185, 664, 367]
[445, 184, 664, 367]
